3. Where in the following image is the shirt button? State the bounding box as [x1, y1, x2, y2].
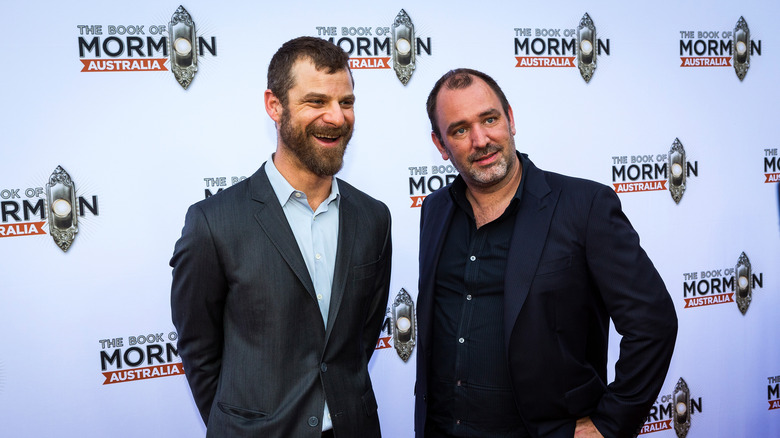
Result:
[466, 294, 472, 301]
[308, 416, 319, 427]
[317, 294, 323, 300]
[456, 380, 462, 386]
[458, 337, 465, 344]
[469, 256, 476, 261]
[456, 420, 461, 425]
[315, 253, 322, 260]
[294, 192, 302, 198]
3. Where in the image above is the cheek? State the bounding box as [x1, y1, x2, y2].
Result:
[446, 142, 468, 160]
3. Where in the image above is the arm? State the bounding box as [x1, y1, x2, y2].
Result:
[584, 187, 678, 437]
[170, 204, 227, 425]
[362, 204, 393, 362]
[574, 417, 604, 438]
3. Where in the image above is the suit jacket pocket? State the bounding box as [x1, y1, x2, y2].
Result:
[535, 256, 573, 276]
[564, 374, 606, 417]
[217, 402, 269, 420]
[353, 259, 380, 281]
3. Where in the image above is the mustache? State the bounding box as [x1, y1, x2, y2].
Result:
[307, 122, 352, 138]
[468, 144, 501, 162]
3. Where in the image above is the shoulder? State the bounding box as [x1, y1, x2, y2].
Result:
[337, 179, 386, 208]
[337, 178, 391, 221]
[420, 182, 452, 213]
[187, 175, 253, 220]
[196, 177, 252, 206]
[534, 167, 617, 209]
[540, 169, 609, 195]
[523, 160, 620, 216]
[418, 183, 454, 234]
[425, 183, 451, 203]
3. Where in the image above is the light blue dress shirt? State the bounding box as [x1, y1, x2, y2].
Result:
[265, 155, 339, 431]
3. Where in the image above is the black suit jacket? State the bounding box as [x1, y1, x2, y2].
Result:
[415, 156, 677, 438]
[171, 164, 391, 437]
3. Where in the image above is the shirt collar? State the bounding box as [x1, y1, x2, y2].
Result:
[265, 154, 340, 208]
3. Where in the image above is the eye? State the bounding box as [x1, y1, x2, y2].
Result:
[340, 99, 354, 108]
[454, 127, 466, 136]
[304, 97, 326, 106]
[485, 117, 497, 124]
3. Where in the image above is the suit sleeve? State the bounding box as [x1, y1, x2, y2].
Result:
[170, 204, 227, 425]
[584, 187, 678, 437]
[362, 204, 393, 362]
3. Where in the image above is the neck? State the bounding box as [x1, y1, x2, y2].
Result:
[272, 150, 333, 210]
[465, 155, 522, 228]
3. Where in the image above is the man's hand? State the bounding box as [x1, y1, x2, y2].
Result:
[574, 417, 604, 438]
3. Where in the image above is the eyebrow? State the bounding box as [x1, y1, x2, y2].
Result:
[301, 92, 327, 101]
[300, 92, 356, 102]
[445, 108, 501, 134]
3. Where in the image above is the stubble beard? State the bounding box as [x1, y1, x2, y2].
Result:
[456, 142, 515, 188]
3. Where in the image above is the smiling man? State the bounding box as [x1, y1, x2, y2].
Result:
[415, 69, 677, 438]
[171, 37, 392, 438]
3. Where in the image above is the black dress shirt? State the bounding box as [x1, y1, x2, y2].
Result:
[427, 156, 531, 438]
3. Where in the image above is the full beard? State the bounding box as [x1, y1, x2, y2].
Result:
[279, 111, 352, 177]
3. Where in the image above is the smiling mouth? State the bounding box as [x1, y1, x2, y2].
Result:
[309, 124, 351, 146]
[470, 146, 501, 165]
[473, 152, 496, 163]
[314, 133, 340, 144]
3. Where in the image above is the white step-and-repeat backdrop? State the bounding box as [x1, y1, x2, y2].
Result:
[1, 1, 778, 436]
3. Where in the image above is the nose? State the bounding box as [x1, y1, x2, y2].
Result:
[470, 124, 489, 148]
[321, 101, 346, 126]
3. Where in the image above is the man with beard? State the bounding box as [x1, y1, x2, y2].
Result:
[171, 37, 391, 438]
[414, 69, 677, 438]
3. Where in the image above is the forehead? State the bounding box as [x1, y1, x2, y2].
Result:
[289, 58, 353, 94]
[435, 77, 502, 124]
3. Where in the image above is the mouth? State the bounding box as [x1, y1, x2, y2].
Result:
[312, 133, 342, 146]
[470, 145, 501, 166]
[473, 152, 497, 165]
[309, 124, 351, 147]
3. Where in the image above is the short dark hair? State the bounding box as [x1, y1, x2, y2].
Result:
[267, 37, 352, 106]
[426, 68, 511, 141]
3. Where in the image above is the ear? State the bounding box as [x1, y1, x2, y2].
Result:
[431, 131, 449, 161]
[507, 104, 517, 136]
[264, 89, 283, 124]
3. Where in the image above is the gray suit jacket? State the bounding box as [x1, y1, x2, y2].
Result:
[171, 164, 391, 437]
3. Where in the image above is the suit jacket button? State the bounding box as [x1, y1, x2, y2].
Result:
[308, 416, 319, 427]
[321, 362, 328, 372]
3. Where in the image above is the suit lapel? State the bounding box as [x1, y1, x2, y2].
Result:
[503, 159, 559, 349]
[325, 181, 355, 341]
[418, 193, 456, 353]
[250, 165, 317, 298]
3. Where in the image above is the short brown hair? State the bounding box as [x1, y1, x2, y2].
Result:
[267, 37, 352, 106]
[426, 68, 510, 141]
